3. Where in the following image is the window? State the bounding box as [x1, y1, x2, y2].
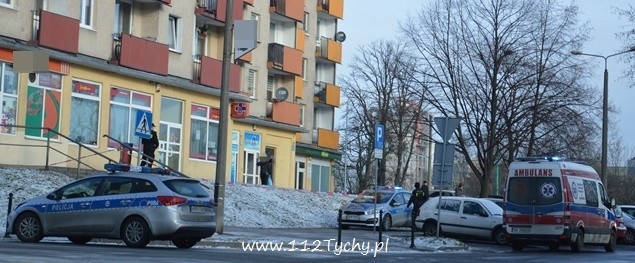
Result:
[302, 12, 310, 31]
[25, 73, 62, 139]
[302, 58, 308, 80]
[310, 163, 330, 192]
[114, 0, 132, 38]
[266, 76, 274, 101]
[59, 177, 103, 199]
[439, 199, 461, 213]
[70, 79, 101, 145]
[80, 0, 93, 28]
[103, 177, 134, 195]
[190, 104, 219, 162]
[247, 69, 257, 98]
[0, 0, 12, 8]
[108, 87, 152, 148]
[507, 177, 562, 205]
[250, 12, 260, 42]
[0, 63, 18, 134]
[584, 180, 599, 207]
[168, 15, 181, 51]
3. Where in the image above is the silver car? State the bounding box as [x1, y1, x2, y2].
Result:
[341, 186, 413, 231]
[7, 164, 216, 248]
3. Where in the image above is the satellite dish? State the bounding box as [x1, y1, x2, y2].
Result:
[275, 87, 289, 101]
[335, 31, 346, 42]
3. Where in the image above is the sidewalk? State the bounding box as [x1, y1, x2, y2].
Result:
[200, 227, 468, 252]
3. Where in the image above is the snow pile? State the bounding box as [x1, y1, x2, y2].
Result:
[0, 168, 352, 235]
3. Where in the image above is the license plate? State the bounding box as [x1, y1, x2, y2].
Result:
[190, 205, 210, 213]
[510, 226, 530, 234]
[346, 215, 359, 220]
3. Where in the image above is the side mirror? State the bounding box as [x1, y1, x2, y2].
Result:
[47, 191, 62, 201]
[611, 197, 616, 208]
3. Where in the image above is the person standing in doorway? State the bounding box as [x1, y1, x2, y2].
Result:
[257, 158, 273, 185]
[141, 124, 159, 167]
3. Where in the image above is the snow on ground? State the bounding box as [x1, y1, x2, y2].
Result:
[0, 168, 352, 234]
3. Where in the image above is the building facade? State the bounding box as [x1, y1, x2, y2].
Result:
[0, 0, 343, 192]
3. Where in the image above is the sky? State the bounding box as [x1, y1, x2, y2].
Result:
[0, 168, 463, 251]
[338, 0, 635, 163]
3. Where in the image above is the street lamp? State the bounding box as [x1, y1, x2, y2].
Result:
[570, 47, 635, 184]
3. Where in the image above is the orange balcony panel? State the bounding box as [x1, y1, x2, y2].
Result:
[237, 51, 252, 63]
[216, 0, 244, 22]
[327, 39, 342, 63]
[119, 34, 169, 75]
[296, 28, 305, 52]
[317, 128, 340, 150]
[271, 101, 301, 126]
[38, 11, 80, 54]
[294, 76, 303, 98]
[0, 47, 13, 63]
[271, 0, 304, 22]
[325, 83, 340, 107]
[317, 0, 344, 19]
[200, 56, 241, 92]
[283, 47, 303, 76]
[229, 63, 241, 93]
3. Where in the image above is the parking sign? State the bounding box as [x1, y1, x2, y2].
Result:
[374, 124, 384, 159]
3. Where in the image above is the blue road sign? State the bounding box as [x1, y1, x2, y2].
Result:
[134, 110, 153, 139]
[375, 124, 384, 149]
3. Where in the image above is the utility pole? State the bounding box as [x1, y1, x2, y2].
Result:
[214, 0, 234, 234]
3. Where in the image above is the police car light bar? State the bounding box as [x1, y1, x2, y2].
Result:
[104, 163, 169, 175]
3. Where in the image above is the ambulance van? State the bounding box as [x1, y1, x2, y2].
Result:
[503, 157, 617, 252]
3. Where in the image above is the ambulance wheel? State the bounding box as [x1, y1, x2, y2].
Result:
[511, 241, 525, 251]
[571, 230, 584, 252]
[604, 230, 616, 252]
[14, 212, 44, 243]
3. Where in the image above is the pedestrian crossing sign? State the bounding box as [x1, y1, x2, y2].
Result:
[135, 110, 153, 139]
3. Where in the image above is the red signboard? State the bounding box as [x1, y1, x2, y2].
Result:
[230, 102, 249, 118]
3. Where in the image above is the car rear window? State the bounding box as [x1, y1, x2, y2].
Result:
[163, 179, 210, 198]
[507, 177, 562, 205]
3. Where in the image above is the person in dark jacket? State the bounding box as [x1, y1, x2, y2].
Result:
[257, 158, 273, 185]
[141, 124, 159, 167]
[407, 181, 429, 216]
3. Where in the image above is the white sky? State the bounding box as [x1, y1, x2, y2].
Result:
[0, 168, 463, 251]
[339, 0, 635, 163]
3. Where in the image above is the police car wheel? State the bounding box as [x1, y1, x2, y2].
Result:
[172, 238, 200, 249]
[381, 215, 392, 231]
[121, 217, 150, 248]
[68, 236, 92, 245]
[14, 213, 44, 243]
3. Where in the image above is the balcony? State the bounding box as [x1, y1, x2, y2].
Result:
[269, 0, 304, 22]
[134, 0, 171, 5]
[33, 10, 80, 54]
[314, 82, 340, 107]
[316, 37, 342, 64]
[198, 55, 241, 93]
[270, 100, 301, 126]
[195, 0, 243, 26]
[315, 128, 340, 150]
[267, 43, 303, 76]
[115, 33, 169, 75]
[317, 0, 344, 19]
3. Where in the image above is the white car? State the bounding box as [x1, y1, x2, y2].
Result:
[415, 196, 508, 245]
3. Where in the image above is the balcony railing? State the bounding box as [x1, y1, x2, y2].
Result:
[198, 55, 241, 93]
[271, 100, 301, 126]
[267, 43, 303, 76]
[196, 0, 243, 24]
[113, 33, 169, 75]
[315, 36, 342, 64]
[317, 0, 344, 19]
[32, 10, 80, 54]
[270, 0, 304, 22]
[313, 81, 341, 107]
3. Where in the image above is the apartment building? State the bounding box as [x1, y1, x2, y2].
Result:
[0, 0, 343, 192]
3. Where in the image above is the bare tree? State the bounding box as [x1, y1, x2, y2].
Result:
[402, 0, 597, 197]
[339, 40, 428, 191]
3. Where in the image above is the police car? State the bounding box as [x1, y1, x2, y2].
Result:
[341, 186, 413, 231]
[7, 164, 216, 248]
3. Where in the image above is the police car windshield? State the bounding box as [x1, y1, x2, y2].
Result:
[352, 190, 391, 204]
